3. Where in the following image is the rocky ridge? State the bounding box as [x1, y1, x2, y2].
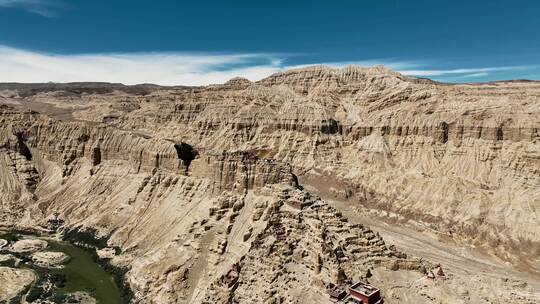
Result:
[0, 65, 539, 303]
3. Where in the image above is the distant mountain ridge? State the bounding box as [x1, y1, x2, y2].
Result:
[1, 65, 537, 97]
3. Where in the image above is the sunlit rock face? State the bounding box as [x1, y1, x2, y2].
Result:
[0, 66, 539, 303]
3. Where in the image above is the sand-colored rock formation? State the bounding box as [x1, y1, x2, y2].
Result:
[0, 65, 539, 303]
[0, 266, 35, 302]
[31, 251, 70, 268]
[10, 239, 48, 253]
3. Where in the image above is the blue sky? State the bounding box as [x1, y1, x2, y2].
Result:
[0, 0, 539, 85]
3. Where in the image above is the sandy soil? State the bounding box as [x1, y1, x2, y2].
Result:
[0, 99, 87, 121]
[65, 291, 97, 304]
[0, 266, 35, 302]
[31, 251, 70, 268]
[328, 198, 540, 293]
[10, 239, 48, 253]
[0, 253, 17, 263]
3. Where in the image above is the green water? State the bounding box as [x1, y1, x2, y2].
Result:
[47, 241, 122, 304]
[0, 233, 122, 304]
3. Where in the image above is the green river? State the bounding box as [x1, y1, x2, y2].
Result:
[47, 241, 122, 303]
[0, 233, 122, 304]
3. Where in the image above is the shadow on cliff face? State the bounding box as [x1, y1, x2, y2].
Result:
[174, 142, 198, 174]
[15, 133, 33, 161]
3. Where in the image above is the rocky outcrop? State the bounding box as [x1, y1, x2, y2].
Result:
[0, 266, 35, 302]
[190, 151, 298, 193]
[0, 65, 539, 303]
[204, 187, 411, 303]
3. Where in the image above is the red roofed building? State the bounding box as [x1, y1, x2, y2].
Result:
[347, 281, 383, 304]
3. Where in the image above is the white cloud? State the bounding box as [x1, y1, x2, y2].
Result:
[458, 72, 490, 78]
[0, 46, 285, 85]
[0, 45, 536, 85]
[0, 0, 62, 17]
[398, 67, 519, 77]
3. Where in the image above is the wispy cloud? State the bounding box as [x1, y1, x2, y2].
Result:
[314, 60, 539, 80]
[0, 45, 286, 85]
[398, 66, 528, 77]
[460, 72, 490, 78]
[0, 45, 537, 85]
[0, 0, 63, 17]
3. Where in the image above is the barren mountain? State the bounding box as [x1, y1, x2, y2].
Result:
[0, 65, 539, 303]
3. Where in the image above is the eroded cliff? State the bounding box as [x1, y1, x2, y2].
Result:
[0, 65, 539, 303]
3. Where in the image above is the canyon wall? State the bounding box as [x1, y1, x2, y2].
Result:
[89, 66, 540, 266]
[0, 65, 539, 303]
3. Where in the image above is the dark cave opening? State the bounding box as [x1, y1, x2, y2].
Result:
[16, 134, 33, 161]
[321, 119, 340, 134]
[174, 143, 198, 173]
[439, 122, 449, 143]
[496, 127, 504, 141]
[92, 146, 102, 166]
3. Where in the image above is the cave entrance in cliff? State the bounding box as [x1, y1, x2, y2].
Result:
[440, 122, 449, 143]
[16, 133, 33, 161]
[174, 142, 198, 174]
[496, 127, 504, 141]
